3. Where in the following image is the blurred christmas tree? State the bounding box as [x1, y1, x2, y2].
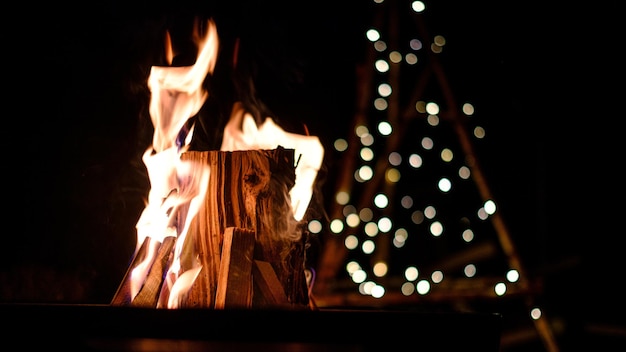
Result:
[308, 1, 560, 351]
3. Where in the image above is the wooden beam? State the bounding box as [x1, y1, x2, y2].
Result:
[252, 259, 289, 307]
[214, 227, 256, 309]
[110, 236, 151, 306]
[131, 236, 176, 307]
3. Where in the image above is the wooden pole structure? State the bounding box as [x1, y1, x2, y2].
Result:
[312, 1, 560, 350]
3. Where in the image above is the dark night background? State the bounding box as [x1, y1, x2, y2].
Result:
[2, 0, 623, 350]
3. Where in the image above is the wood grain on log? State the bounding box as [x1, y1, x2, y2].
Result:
[214, 227, 255, 309]
[179, 148, 308, 308]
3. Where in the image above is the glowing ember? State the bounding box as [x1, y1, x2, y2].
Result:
[123, 18, 323, 308]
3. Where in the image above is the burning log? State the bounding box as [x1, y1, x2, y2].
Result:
[131, 237, 176, 307]
[180, 147, 309, 309]
[112, 147, 311, 309]
[110, 236, 150, 306]
[112, 18, 320, 311]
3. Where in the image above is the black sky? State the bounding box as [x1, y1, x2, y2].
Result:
[3, 2, 623, 340]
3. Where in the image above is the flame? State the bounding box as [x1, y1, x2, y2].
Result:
[128, 17, 324, 307]
[130, 19, 218, 302]
[148, 19, 219, 153]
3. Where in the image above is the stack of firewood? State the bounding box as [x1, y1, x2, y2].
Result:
[112, 147, 311, 310]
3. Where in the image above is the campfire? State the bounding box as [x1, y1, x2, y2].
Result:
[111, 18, 324, 310]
